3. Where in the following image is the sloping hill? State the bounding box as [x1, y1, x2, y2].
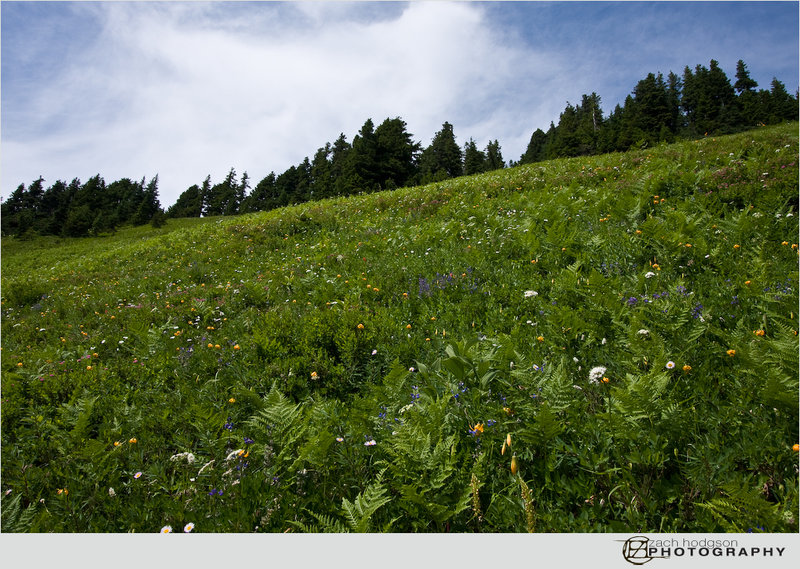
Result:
[1, 123, 798, 532]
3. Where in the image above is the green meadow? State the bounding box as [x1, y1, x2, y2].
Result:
[1, 123, 798, 533]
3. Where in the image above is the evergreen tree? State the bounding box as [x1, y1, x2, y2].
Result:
[341, 118, 379, 194]
[132, 175, 161, 225]
[520, 128, 548, 164]
[205, 169, 239, 216]
[734, 60, 758, 94]
[374, 117, 419, 189]
[548, 103, 581, 157]
[417, 121, 462, 183]
[167, 184, 204, 218]
[485, 140, 504, 170]
[330, 133, 352, 196]
[240, 172, 277, 212]
[310, 144, 334, 200]
[683, 60, 737, 135]
[463, 138, 487, 175]
[62, 204, 94, 237]
[768, 78, 799, 123]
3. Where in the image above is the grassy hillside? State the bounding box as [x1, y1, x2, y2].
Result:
[2, 123, 798, 533]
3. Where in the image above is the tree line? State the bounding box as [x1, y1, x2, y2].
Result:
[2, 58, 796, 237]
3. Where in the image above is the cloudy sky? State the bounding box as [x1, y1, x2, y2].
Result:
[2, 1, 798, 207]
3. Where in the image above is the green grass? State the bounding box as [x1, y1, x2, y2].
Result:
[2, 123, 798, 533]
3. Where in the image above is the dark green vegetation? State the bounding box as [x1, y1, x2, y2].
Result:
[3, 59, 797, 238]
[1, 123, 798, 533]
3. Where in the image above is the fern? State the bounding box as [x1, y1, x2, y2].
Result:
[697, 480, 785, 532]
[341, 476, 392, 532]
[1, 493, 39, 532]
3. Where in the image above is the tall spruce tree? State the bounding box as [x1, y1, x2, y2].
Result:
[168, 184, 204, 218]
[485, 140, 505, 170]
[374, 117, 419, 189]
[463, 138, 487, 175]
[417, 121, 463, 183]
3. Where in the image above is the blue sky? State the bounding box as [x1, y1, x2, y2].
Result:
[2, 1, 798, 207]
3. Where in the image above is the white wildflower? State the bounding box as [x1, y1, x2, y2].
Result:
[588, 366, 606, 384]
[108, 487, 116, 497]
[638, 329, 650, 336]
[524, 290, 538, 298]
[644, 271, 656, 279]
[170, 452, 196, 464]
[225, 449, 244, 461]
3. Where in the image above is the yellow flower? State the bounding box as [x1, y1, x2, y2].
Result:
[782, 241, 789, 246]
[744, 280, 751, 285]
[114, 441, 121, 447]
[214, 344, 221, 349]
[310, 371, 318, 380]
[733, 244, 740, 250]
[726, 349, 736, 357]
[602, 376, 610, 383]
[16, 362, 23, 367]
[537, 336, 544, 342]
[228, 398, 236, 403]
[406, 324, 412, 329]
[754, 329, 765, 337]
[357, 323, 365, 330]
[86, 365, 92, 370]
[129, 438, 137, 444]
[682, 365, 692, 372]
[511, 455, 519, 476]
[793, 444, 799, 452]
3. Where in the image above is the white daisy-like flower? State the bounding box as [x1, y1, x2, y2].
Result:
[666, 361, 676, 369]
[160, 525, 173, 534]
[183, 522, 195, 533]
[524, 290, 538, 298]
[588, 366, 607, 384]
[364, 439, 377, 446]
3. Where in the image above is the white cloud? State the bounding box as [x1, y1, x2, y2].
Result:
[0, 2, 590, 206]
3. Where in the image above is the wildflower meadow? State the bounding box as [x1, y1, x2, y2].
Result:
[1, 123, 798, 533]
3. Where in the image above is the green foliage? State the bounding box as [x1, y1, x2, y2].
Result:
[1, 123, 797, 533]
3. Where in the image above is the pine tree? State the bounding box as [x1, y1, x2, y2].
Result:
[241, 172, 277, 212]
[734, 60, 758, 94]
[167, 184, 204, 218]
[374, 117, 419, 189]
[463, 138, 487, 175]
[485, 140, 504, 171]
[417, 121, 462, 183]
[341, 119, 379, 194]
[768, 78, 799, 123]
[520, 128, 548, 164]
